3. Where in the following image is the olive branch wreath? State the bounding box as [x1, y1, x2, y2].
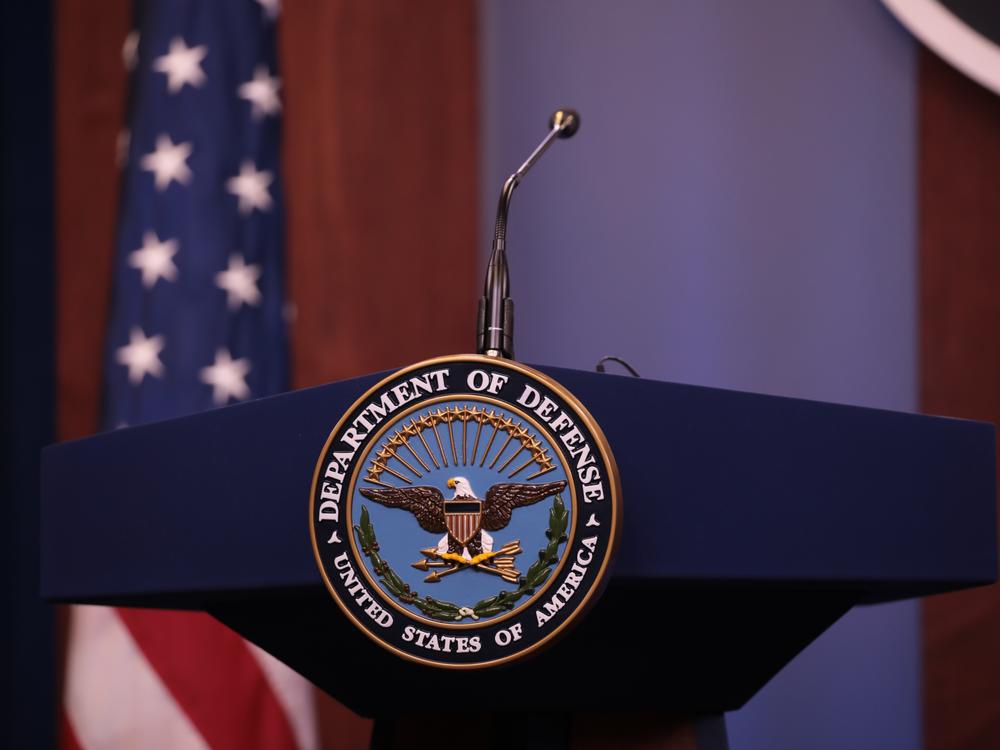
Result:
[353, 495, 569, 622]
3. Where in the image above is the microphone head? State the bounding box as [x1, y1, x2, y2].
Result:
[550, 108, 580, 138]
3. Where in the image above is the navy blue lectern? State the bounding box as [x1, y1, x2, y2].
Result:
[41, 365, 997, 746]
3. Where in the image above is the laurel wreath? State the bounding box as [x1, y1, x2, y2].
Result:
[354, 495, 569, 622]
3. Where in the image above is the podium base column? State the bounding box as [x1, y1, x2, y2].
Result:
[370, 712, 728, 750]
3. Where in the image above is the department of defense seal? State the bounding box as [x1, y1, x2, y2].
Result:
[309, 354, 621, 669]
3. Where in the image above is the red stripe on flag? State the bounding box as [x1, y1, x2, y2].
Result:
[60, 709, 86, 750]
[116, 608, 299, 750]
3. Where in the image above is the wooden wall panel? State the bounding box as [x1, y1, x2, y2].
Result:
[54, 0, 128, 441]
[281, 0, 478, 388]
[919, 47, 1000, 750]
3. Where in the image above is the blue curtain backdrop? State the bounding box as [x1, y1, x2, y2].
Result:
[480, 1, 919, 748]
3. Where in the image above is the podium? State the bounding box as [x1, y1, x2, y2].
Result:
[41, 364, 997, 747]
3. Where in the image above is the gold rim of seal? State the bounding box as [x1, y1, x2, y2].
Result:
[308, 353, 622, 670]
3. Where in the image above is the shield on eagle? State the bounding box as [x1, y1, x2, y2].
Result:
[443, 499, 482, 545]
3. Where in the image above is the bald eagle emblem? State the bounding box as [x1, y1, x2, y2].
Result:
[359, 476, 566, 584]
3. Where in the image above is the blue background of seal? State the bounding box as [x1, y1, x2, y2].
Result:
[349, 400, 572, 624]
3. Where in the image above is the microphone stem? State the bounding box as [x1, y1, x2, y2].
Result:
[513, 126, 564, 185]
[494, 125, 562, 249]
[478, 114, 577, 359]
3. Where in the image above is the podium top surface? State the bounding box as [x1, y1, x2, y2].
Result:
[41, 363, 997, 606]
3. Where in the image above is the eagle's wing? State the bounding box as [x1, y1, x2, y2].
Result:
[482, 480, 568, 531]
[357, 485, 447, 533]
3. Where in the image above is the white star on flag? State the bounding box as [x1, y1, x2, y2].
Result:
[238, 65, 281, 119]
[128, 231, 179, 288]
[122, 30, 140, 72]
[116, 327, 166, 384]
[116, 129, 131, 168]
[140, 134, 193, 191]
[226, 161, 273, 214]
[256, 0, 281, 20]
[216, 254, 262, 309]
[200, 348, 252, 405]
[152, 37, 208, 93]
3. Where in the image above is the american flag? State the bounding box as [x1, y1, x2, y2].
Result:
[62, 1, 317, 748]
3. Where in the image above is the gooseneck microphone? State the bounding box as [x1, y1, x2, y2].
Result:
[477, 109, 580, 358]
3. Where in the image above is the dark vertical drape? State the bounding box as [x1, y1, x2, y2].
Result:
[919, 47, 1000, 750]
[2, 1, 56, 747]
[55, 0, 477, 746]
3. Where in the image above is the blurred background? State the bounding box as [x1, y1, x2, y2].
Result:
[3, 0, 999, 748]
